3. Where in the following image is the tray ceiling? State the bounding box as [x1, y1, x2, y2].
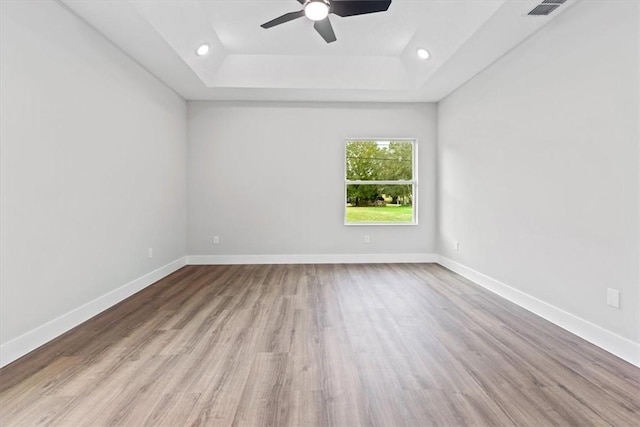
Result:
[61, 0, 578, 101]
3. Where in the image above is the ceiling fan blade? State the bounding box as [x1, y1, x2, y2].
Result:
[296, 0, 305, 3]
[261, 10, 306, 28]
[330, 0, 391, 17]
[314, 18, 337, 43]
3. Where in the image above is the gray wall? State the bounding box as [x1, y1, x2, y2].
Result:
[0, 1, 187, 345]
[187, 102, 437, 257]
[437, 0, 639, 342]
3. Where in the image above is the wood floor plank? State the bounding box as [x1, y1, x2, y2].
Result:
[1, 263, 638, 426]
[231, 352, 292, 427]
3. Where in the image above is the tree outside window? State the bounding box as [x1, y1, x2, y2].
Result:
[345, 140, 416, 225]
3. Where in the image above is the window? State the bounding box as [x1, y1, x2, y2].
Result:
[345, 139, 417, 225]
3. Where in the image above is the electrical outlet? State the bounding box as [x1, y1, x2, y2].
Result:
[213, 236, 220, 245]
[454, 240, 459, 251]
[607, 288, 620, 308]
[148, 248, 153, 259]
[364, 235, 371, 244]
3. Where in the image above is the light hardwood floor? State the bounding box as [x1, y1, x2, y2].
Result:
[0, 264, 638, 426]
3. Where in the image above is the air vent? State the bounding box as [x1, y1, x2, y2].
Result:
[528, 0, 565, 16]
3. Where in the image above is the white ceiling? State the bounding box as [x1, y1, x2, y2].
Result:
[61, 0, 577, 102]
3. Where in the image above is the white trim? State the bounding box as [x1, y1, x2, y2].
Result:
[437, 256, 640, 367]
[344, 138, 418, 226]
[188, 253, 438, 265]
[5, 254, 635, 370]
[344, 222, 418, 227]
[347, 180, 415, 185]
[0, 257, 187, 368]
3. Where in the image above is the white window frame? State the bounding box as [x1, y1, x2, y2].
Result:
[344, 138, 418, 226]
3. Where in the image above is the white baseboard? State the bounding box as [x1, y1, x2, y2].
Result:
[0, 256, 187, 368]
[437, 256, 640, 367]
[187, 253, 438, 265]
[5, 254, 635, 369]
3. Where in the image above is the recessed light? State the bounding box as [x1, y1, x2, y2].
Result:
[196, 44, 210, 56]
[305, 1, 329, 21]
[417, 48, 430, 60]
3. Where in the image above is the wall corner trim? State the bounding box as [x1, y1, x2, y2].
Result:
[187, 253, 438, 265]
[437, 256, 640, 368]
[0, 256, 188, 368]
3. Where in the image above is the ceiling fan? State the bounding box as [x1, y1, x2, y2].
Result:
[261, 0, 392, 44]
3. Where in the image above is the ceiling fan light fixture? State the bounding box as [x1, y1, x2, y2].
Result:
[416, 48, 430, 60]
[260, 0, 391, 43]
[196, 43, 210, 56]
[305, 1, 329, 21]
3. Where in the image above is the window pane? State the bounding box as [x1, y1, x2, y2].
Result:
[346, 140, 413, 181]
[346, 184, 414, 223]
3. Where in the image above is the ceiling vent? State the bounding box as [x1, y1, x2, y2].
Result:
[528, 0, 566, 16]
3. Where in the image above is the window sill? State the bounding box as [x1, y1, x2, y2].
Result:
[344, 222, 418, 226]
